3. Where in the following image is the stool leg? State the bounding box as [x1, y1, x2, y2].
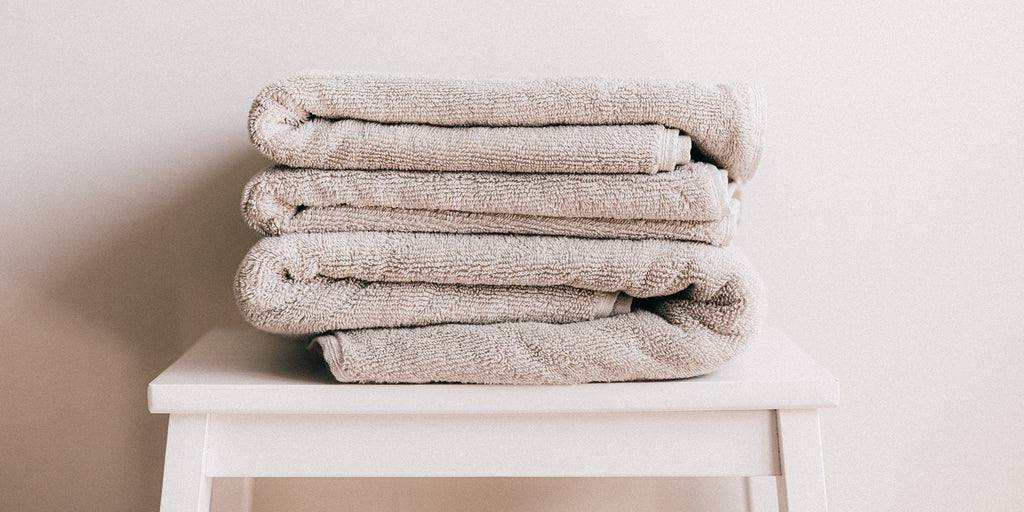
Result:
[159, 414, 213, 512]
[776, 409, 828, 512]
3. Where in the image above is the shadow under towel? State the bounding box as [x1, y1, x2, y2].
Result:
[248, 72, 766, 182]
[241, 162, 737, 245]
[234, 232, 765, 384]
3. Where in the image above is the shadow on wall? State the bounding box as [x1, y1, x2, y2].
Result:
[0, 147, 265, 511]
[253, 477, 749, 512]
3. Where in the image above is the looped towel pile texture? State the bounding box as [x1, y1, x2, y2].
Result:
[249, 72, 766, 181]
[235, 72, 768, 384]
[241, 162, 738, 245]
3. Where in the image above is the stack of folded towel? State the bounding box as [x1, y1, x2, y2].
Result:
[234, 72, 768, 384]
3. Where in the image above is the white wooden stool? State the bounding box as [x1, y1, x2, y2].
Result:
[149, 327, 838, 512]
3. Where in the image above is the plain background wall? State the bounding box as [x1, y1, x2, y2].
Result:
[2, 1, 1022, 510]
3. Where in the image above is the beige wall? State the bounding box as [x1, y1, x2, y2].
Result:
[2, 1, 1022, 510]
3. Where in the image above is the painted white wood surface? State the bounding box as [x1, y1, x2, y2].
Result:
[205, 410, 779, 477]
[158, 414, 212, 512]
[148, 327, 839, 415]
[776, 410, 829, 511]
[150, 328, 838, 512]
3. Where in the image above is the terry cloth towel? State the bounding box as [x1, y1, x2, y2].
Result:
[249, 72, 766, 181]
[234, 232, 765, 384]
[241, 162, 738, 244]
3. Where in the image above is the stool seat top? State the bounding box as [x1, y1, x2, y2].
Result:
[148, 327, 838, 414]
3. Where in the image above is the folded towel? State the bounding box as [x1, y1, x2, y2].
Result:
[241, 162, 737, 244]
[313, 307, 761, 384]
[249, 72, 766, 181]
[235, 232, 764, 383]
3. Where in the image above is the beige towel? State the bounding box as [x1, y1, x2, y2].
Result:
[249, 72, 766, 181]
[241, 162, 737, 244]
[235, 232, 764, 383]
